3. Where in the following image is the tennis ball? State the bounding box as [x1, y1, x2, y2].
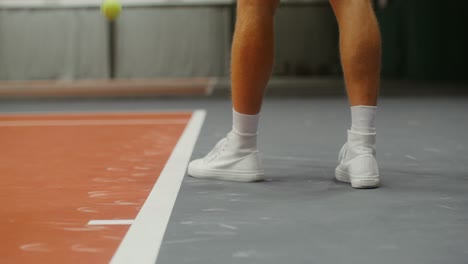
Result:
[101, 0, 122, 21]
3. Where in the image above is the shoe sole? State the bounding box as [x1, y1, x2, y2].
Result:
[335, 166, 380, 189]
[188, 167, 265, 183]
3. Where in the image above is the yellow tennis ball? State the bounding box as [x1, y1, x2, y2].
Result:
[101, 0, 122, 21]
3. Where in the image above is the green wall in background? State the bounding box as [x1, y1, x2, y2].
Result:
[377, 0, 468, 81]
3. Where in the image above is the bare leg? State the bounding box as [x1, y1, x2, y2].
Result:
[330, 0, 381, 106]
[231, 0, 279, 115]
[330, 0, 382, 188]
[187, 0, 279, 182]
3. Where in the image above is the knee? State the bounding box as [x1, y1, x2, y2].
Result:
[238, 0, 280, 15]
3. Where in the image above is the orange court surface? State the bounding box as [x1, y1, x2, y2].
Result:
[0, 111, 204, 264]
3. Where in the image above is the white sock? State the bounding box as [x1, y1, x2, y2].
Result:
[232, 108, 259, 136]
[350, 105, 377, 134]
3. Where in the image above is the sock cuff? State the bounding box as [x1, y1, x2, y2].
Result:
[350, 106, 377, 133]
[233, 108, 259, 136]
[232, 129, 257, 137]
[351, 105, 377, 109]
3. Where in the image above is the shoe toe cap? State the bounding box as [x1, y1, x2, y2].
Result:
[187, 159, 203, 174]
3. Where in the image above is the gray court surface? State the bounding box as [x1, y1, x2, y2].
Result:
[1, 96, 467, 264]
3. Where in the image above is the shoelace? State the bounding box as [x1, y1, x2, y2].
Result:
[205, 138, 227, 162]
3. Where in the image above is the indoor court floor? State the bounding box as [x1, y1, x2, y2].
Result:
[0, 96, 467, 264]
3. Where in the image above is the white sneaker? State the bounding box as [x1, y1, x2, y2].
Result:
[335, 130, 380, 189]
[187, 131, 264, 182]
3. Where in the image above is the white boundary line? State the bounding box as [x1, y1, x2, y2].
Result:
[0, 119, 188, 127]
[110, 110, 206, 264]
[88, 220, 135, 226]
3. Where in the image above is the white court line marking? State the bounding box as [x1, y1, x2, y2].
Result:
[0, 119, 188, 127]
[405, 154, 417, 161]
[88, 220, 135, 226]
[110, 110, 206, 264]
